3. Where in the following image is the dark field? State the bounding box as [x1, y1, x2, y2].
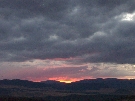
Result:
[1, 79, 135, 101]
[0, 95, 135, 101]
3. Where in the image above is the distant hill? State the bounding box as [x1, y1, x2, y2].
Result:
[0, 78, 135, 90]
[41, 80, 63, 84]
[0, 78, 135, 97]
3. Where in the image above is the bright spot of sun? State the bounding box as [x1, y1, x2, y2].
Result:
[59, 80, 72, 83]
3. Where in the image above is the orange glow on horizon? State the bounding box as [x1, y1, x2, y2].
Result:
[48, 77, 83, 83]
[29, 76, 93, 83]
[58, 80, 72, 83]
[22, 76, 135, 83]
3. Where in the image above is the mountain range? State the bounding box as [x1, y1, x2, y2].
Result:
[0, 78, 135, 90]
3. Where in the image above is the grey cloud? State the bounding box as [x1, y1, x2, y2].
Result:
[0, 0, 70, 20]
[0, 0, 135, 64]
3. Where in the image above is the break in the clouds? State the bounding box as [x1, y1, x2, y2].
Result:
[0, 0, 135, 81]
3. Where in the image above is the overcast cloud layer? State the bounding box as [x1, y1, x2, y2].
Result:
[0, 0, 135, 64]
[0, 0, 135, 81]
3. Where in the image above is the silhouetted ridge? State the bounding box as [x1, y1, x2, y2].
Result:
[41, 80, 63, 84]
[1, 79, 135, 90]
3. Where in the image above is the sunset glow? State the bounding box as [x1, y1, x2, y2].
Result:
[48, 77, 85, 83]
[59, 80, 72, 83]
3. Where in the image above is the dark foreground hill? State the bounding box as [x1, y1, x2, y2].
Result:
[0, 95, 135, 101]
[0, 78, 135, 101]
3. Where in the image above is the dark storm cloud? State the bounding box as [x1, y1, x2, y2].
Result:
[0, 0, 135, 64]
[0, 0, 69, 20]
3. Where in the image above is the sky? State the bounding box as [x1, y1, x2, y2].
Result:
[0, 0, 135, 83]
